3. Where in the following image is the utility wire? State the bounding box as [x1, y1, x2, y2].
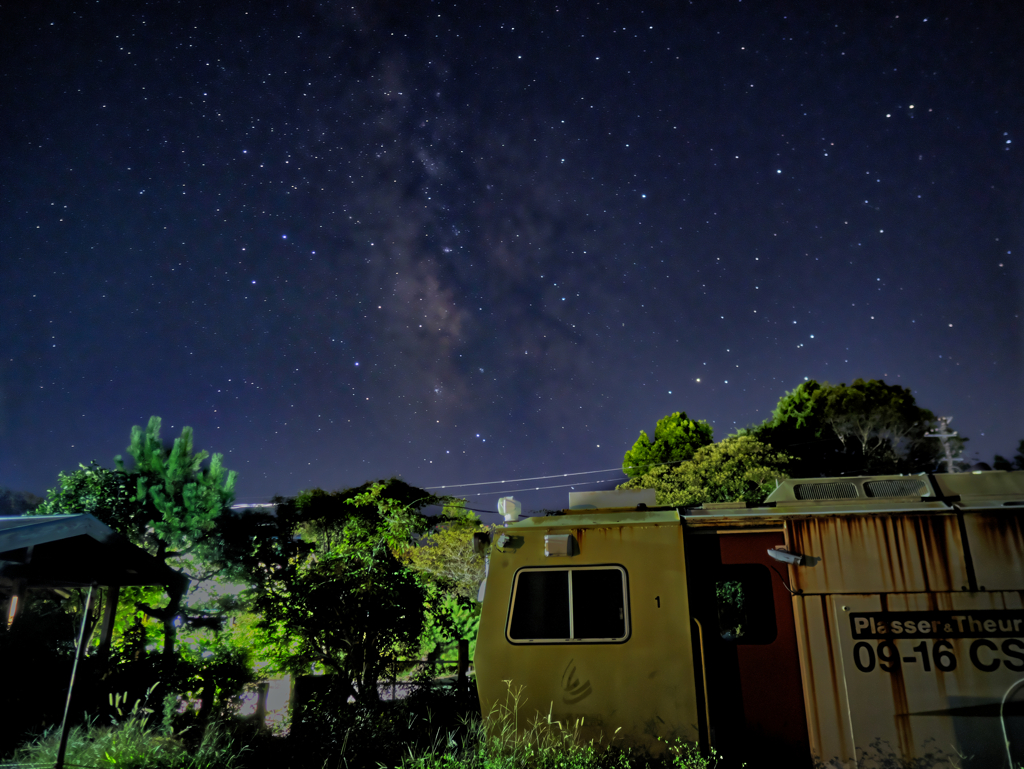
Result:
[456, 477, 628, 498]
[425, 466, 633, 489]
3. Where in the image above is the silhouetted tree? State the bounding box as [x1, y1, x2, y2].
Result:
[751, 379, 949, 477]
[994, 440, 1024, 471]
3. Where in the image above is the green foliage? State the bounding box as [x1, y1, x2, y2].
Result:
[619, 435, 790, 507]
[236, 479, 443, 703]
[418, 590, 483, 661]
[661, 739, 723, 769]
[115, 416, 238, 559]
[622, 412, 714, 478]
[994, 439, 1024, 471]
[407, 500, 488, 660]
[714, 580, 746, 640]
[410, 500, 489, 601]
[753, 379, 947, 478]
[35, 460, 138, 526]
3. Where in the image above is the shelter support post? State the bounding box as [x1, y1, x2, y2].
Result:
[457, 638, 469, 691]
[56, 585, 96, 769]
[96, 584, 120, 663]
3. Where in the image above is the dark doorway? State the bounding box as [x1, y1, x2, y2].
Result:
[686, 530, 812, 768]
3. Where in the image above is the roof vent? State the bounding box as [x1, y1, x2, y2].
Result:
[794, 481, 858, 501]
[864, 479, 927, 498]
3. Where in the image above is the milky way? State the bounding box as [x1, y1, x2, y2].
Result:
[1, 2, 1021, 515]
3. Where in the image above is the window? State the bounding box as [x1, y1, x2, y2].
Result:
[715, 564, 776, 645]
[507, 566, 629, 643]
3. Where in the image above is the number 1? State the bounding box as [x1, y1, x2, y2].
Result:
[912, 641, 932, 671]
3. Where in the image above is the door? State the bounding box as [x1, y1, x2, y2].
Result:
[686, 529, 812, 768]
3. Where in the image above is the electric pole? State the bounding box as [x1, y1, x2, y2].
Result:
[925, 416, 959, 474]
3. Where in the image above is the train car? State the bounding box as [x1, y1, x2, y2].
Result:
[473, 471, 1024, 767]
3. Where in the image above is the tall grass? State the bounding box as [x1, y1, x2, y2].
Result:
[399, 681, 721, 769]
[8, 692, 248, 769]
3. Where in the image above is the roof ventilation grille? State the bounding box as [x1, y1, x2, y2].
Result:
[864, 479, 927, 498]
[794, 481, 858, 501]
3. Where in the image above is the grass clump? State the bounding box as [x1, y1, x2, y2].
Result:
[10, 691, 247, 769]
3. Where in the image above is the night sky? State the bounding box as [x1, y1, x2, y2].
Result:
[2, 1, 1021, 517]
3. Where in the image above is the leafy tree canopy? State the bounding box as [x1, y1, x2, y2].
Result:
[622, 411, 713, 478]
[619, 435, 791, 507]
[233, 479, 444, 703]
[751, 379, 950, 477]
[35, 417, 239, 659]
[407, 499, 488, 602]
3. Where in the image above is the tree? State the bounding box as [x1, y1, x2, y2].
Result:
[408, 500, 488, 602]
[36, 417, 238, 661]
[235, 479, 443, 704]
[618, 435, 791, 507]
[407, 500, 489, 660]
[752, 379, 949, 478]
[994, 440, 1024, 471]
[622, 411, 714, 478]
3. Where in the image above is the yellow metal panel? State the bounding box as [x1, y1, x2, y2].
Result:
[474, 519, 699, 751]
[932, 469, 1024, 501]
[785, 514, 969, 594]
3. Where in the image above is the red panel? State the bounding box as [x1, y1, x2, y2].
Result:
[719, 532, 811, 757]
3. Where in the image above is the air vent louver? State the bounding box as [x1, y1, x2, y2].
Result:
[864, 479, 926, 498]
[794, 482, 858, 500]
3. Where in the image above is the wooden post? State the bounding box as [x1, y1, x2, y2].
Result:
[254, 682, 269, 729]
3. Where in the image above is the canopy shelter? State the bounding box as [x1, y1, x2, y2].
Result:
[0, 514, 186, 769]
[0, 514, 185, 590]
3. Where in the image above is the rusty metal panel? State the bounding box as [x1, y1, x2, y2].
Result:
[785, 514, 969, 594]
[792, 595, 856, 768]
[961, 511, 1024, 591]
[826, 592, 1024, 768]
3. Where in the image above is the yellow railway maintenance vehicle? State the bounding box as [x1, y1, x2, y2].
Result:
[473, 471, 1024, 768]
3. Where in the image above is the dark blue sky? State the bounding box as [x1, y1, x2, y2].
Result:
[2, 1, 1021, 515]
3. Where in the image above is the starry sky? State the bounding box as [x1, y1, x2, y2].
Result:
[1, 1, 1021, 517]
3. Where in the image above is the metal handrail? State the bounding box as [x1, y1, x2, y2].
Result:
[1001, 677, 1024, 769]
[692, 618, 712, 749]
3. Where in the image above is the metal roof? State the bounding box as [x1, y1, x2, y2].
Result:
[0, 514, 185, 589]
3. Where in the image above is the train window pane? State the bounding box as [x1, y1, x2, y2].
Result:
[507, 567, 629, 643]
[508, 570, 570, 639]
[571, 568, 626, 640]
[715, 564, 776, 645]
